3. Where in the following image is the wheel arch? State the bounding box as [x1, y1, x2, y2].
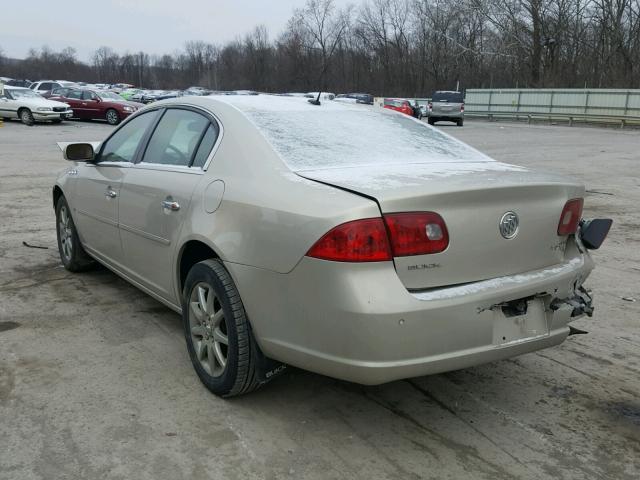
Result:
[177, 238, 224, 297]
[53, 185, 64, 210]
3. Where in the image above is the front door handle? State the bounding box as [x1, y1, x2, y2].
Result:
[105, 189, 117, 198]
[162, 200, 180, 211]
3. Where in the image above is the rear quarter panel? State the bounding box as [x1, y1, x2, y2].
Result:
[176, 99, 381, 274]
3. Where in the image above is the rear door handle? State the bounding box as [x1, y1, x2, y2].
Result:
[162, 200, 180, 211]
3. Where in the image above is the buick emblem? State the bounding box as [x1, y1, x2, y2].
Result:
[499, 211, 519, 239]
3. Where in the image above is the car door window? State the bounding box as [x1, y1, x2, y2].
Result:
[191, 123, 220, 168]
[52, 88, 68, 97]
[67, 90, 82, 100]
[99, 111, 158, 163]
[141, 109, 209, 167]
[39, 83, 52, 91]
[82, 91, 97, 100]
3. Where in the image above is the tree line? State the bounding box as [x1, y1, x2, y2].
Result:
[1, 0, 639, 96]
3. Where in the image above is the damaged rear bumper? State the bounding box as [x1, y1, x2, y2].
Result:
[230, 234, 596, 385]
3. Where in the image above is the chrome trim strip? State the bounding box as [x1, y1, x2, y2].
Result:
[130, 163, 204, 175]
[119, 222, 171, 246]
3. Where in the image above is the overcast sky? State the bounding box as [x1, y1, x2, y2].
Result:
[2, 0, 354, 61]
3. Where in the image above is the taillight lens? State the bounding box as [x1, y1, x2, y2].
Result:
[461, 103, 465, 112]
[384, 212, 449, 256]
[306, 218, 392, 262]
[557, 198, 584, 235]
[428, 102, 433, 110]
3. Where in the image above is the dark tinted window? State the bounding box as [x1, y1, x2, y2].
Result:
[432, 92, 464, 103]
[39, 82, 53, 91]
[100, 111, 158, 163]
[191, 123, 219, 168]
[51, 88, 69, 97]
[82, 90, 98, 100]
[66, 90, 82, 99]
[141, 109, 209, 167]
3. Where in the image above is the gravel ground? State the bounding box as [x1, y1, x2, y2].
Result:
[0, 117, 638, 480]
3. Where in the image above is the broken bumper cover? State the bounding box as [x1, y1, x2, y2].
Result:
[229, 238, 595, 385]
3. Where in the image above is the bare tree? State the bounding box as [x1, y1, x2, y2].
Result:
[289, 0, 351, 91]
[2, 0, 639, 93]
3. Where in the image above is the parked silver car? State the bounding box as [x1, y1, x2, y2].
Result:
[428, 90, 465, 126]
[53, 95, 611, 397]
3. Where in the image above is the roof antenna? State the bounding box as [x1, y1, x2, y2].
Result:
[308, 91, 321, 106]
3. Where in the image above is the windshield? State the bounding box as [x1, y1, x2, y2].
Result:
[7, 89, 41, 99]
[99, 91, 124, 101]
[432, 92, 464, 103]
[233, 97, 488, 171]
[384, 99, 406, 108]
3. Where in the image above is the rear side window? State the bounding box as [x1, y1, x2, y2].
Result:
[432, 92, 464, 103]
[141, 109, 209, 167]
[39, 83, 53, 91]
[67, 90, 82, 99]
[191, 123, 220, 168]
[99, 110, 158, 163]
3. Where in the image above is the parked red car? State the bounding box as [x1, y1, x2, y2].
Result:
[383, 98, 415, 117]
[49, 88, 143, 125]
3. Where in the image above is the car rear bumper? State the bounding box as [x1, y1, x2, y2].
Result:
[228, 239, 594, 385]
[430, 111, 464, 119]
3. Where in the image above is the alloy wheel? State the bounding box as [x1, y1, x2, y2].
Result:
[106, 110, 119, 125]
[58, 205, 73, 261]
[189, 282, 229, 377]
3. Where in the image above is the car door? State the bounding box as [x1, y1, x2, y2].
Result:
[0, 89, 18, 118]
[73, 110, 160, 268]
[63, 89, 85, 117]
[118, 106, 219, 301]
[81, 90, 102, 119]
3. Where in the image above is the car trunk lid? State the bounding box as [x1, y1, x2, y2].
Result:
[298, 163, 584, 290]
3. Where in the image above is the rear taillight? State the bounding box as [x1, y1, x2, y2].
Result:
[461, 103, 465, 112]
[306, 218, 392, 262]
[307, 212, 449, 262]
[428, 102, 433, 110]
[384, 212, 449, 256]
[557, 198, 584, 235]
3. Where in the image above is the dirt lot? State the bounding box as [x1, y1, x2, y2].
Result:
[1, 117, 638, 480]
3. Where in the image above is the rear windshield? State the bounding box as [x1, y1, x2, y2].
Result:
[432, 92, 464, 103]
[234, 98, 487, 171]
[384, 99, 406, 107]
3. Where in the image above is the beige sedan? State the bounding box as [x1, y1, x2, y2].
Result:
[53, 95, 611, 397]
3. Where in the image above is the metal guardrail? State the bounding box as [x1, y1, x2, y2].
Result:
[464, 88, 640, 128]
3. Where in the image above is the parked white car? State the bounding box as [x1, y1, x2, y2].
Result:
[1, 87, 73, 125]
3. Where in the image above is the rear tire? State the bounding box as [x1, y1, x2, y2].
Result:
[19, 108, 34, 126]
[183, 259, 264, 397]
[105, 109, 120, 125]
[55, 196, 95, 272]
[457, 119, 464, 127]
[428, 117, 435, 125]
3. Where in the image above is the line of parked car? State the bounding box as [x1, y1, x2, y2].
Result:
[383, 91, 465, 126]
[1, 75, 464, 127]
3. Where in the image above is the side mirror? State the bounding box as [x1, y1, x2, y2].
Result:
[579, 218, 612, 250]
[57, 142, 96, 162]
